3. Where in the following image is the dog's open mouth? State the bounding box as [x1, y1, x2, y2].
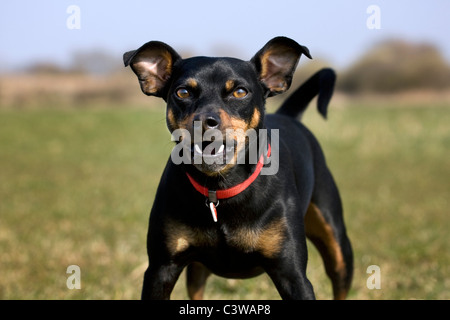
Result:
[191, 140, 236, 160]
[170, 129, 247, 175]
[189, 140, 238, 174]
[170, 131, 243, 174]
[191, 141, 235, 158]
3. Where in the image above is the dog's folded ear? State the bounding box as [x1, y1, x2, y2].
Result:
[123, 41, 181, 98]
[251, 37, 312, 97]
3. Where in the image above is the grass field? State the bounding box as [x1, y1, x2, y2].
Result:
[0, 101, 449, 299]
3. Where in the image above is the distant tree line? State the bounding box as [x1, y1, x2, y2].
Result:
[337, 39, 450, 93]
[22, 39, 450, 94]
[25, 49, 122, 75]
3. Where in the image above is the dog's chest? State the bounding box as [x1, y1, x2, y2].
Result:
[165, 218, 286, 259]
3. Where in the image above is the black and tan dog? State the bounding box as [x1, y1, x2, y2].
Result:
[124, 37, 353, 300]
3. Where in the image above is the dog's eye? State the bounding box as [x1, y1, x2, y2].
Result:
[232, 88, 248, 99]
[176, 88, 191, 99]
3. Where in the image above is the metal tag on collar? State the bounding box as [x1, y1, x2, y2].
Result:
[208, 190, 217, 203]
[207, 191, 218, 223]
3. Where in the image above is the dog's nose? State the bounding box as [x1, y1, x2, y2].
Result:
[205, 116, 220, 129]
[195, 113, 221, 131]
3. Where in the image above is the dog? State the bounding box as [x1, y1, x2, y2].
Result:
[123, 37, 353, 300]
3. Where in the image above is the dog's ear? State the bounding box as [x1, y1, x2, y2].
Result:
[251, 37, 312, 97]
[123, 41, 181, 98]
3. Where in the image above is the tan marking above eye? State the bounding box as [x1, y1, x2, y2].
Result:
[225, 80, 235, 92]
[186, 78, 198, 89]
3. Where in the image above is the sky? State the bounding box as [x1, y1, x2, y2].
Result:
[1, 0, 449, 72]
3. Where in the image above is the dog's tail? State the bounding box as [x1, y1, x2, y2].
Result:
[276, 68, 336, 120]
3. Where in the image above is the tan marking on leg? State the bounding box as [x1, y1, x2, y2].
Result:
[305, 202, 348, 299]
[187, 262, 211, 300]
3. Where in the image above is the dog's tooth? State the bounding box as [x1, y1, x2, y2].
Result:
[194, 144, 202, 154]
[218, 144, 224, 154]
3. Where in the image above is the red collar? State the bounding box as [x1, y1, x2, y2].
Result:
[186, 143, 271, 202]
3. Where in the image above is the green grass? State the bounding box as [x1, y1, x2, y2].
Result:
[0, 102, 449, 299]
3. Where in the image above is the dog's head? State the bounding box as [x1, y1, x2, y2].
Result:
[124, 37, 311, 175]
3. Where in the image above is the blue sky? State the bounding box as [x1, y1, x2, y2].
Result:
[1, 0, 449, 71]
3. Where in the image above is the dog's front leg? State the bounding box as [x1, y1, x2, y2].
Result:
[141, 262, 183, 300]
[263, 235, 316, 300]
[266, 261, 315, 300]
[266, 265, 315, 300]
